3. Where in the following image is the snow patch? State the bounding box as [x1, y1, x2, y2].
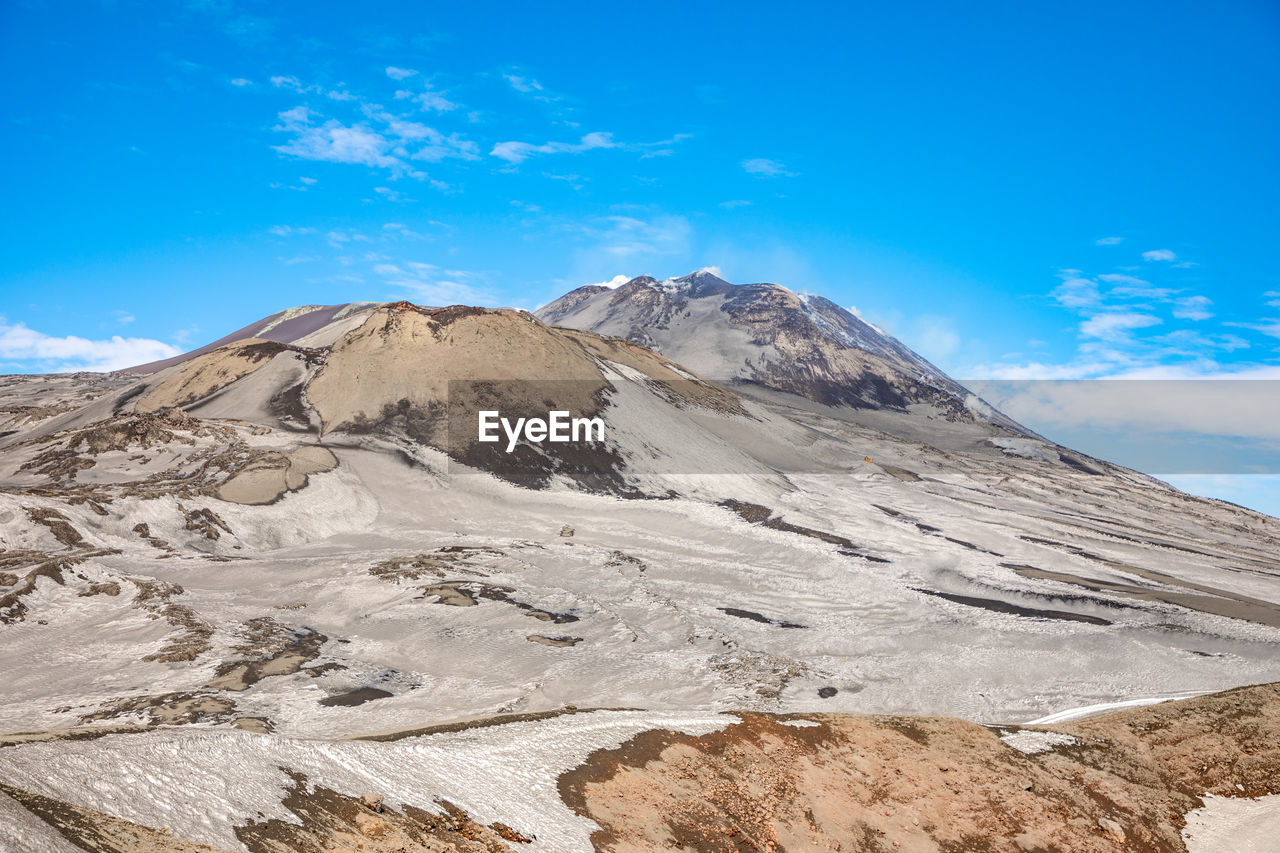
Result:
[1183, 793, 1280, 852]
[986, 437, 1052, 461]
[259, 305, 324, 335]
[999, 729, 1077, 754]
[333, 301, 380, 320]
[1023, 693, 1209, 725]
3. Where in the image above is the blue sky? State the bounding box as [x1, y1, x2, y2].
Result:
[2, 1, 1278, 510]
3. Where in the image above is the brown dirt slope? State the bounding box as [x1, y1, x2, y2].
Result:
[134, 339, 309, 414]
[306, 304, 608, 444]
[560, 682, 1280, 853]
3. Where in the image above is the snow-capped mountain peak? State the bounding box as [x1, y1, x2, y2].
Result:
[538, 270, 1027, 432]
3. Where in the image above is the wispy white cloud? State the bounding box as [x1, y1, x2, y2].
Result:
[974, 256, 1252, 380]
[1265, 291, 1280, 308]
[1142, 248, 1177, 262]
[385, 66, 417, 81]
[584, 274, 632, 289]
[1152, 329, 1246, 352]
[594, 214, 692, 259]
[541, 172, 586, 189]
[326, 229, 372, 248]
[274, 106, 400, 170]
[1095, 236, 1124, 246]
[372, 261, 489, 305]
[491, 131, 616, 164]
[1226, 319, 1280, 339]
[229, 77, 252, 87]
[268, 175, 317, 192]
[373, 186, 413, 202]
[503, 73, 543, 94]
[1079, 311, 1162, 341]
[1096, 273, 1148, 287]
[0, 319, 181, 373]
[500, 69, 570, 110]
[267, 224, 316, 237]
[1097, 274, 1176, 300]
[742, 158, 795, 178]
[489, 131, 688, 165]
[394, 87, 456, 112]
[381, 222, 438, 239]
[1051, 273, 1101, 309]
[269, 75, 355, 102]
[719, 199, 753, 209]
[1172, 295, 1213, 321]
[272, 105, 477, 177]
[364, 108, 479, 162]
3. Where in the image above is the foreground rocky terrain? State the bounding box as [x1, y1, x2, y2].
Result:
[3, 684, 1277, 851]
[1, 279, 1278, 850]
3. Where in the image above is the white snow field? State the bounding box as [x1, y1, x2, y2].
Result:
[1183, 793, 1280, 853]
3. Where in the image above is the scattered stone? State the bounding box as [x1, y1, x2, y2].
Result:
[231, 717, 273, 734]
[418, 581, 580, 623]
[719, 607, 805, 629]
[1098, 817, 1125, 839]
[818, 686, 839, 698]
[370, 547, 496, 583]
[490, 822, 532, 843]
[179, 504, 233, 540]
[318, 687, 393, 707]
[527, 634, 582, 647]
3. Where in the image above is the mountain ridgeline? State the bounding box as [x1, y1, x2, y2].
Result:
[536, 269, 1027, 433]
[44, 270, 1043, 494]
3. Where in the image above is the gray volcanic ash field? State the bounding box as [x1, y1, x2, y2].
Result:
[1, 274, 1278, 852]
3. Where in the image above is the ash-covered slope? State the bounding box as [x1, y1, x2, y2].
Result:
[129, 302, 382, 374]
[5, 302, 765, 497]
[538, 269, 1027, 433]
